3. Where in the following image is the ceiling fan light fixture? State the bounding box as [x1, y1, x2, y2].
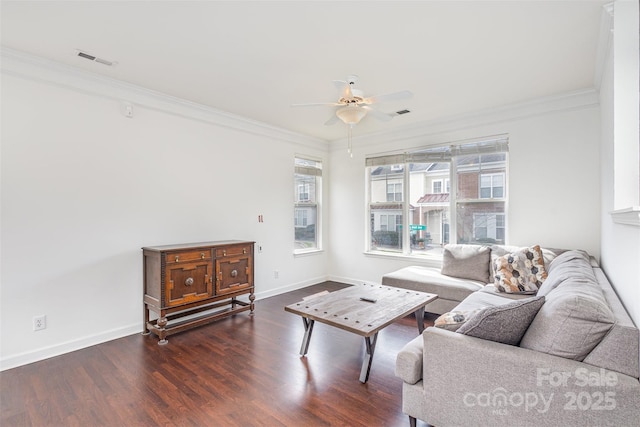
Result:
[336, 105, 366, 125]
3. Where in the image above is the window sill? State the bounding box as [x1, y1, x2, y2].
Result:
[610, 207, 640, 227]
[364, 250, 442, 268]
[294, 248, 324, 257]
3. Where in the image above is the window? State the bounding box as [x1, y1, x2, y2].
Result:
[366, 136, 508, 256]
[294, 157, 322, 252]
[387, 183, 402, 201]
[432, 178, 450, 194]
[480, 173, 505, 199]
[473, 213, 505, 242]
[294, 209, 308, 227]
[298, 183, 310, 201]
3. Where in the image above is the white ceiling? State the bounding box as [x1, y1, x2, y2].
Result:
[1, 1, 607, 141]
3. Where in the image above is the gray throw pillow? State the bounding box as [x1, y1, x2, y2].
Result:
[457, 296, 545, 345]
[440, 244, 491, 283]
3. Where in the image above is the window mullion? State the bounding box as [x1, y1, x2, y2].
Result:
[450, 158, 458, 244]
[403, 163, 411, 254]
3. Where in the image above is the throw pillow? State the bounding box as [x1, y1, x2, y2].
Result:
[434, 309, 480, 332]
[441, 244, 491, 283]
[457, 296, 545, 345]
[493, 245, 547, 294]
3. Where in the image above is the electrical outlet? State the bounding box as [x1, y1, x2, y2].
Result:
[33, 315, 46, 331]
[274, 270, 279, 279]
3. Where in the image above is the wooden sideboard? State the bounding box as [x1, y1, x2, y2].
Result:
[142, 240, 254, 344]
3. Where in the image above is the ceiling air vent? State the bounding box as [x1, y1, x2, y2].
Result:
[395, 109, 411, 115]
[75, 49, 116, 66]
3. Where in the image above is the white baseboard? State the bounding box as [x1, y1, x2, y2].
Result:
[0, 323, 141, 372]
[1, 277, 341, 371]
[254, 275, 330, 300]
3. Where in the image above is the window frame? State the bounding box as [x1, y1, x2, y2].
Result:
[294, 156, 322, 254]
[365, 136, 508, 259]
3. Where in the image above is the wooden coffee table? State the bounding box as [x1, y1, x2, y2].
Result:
[284, 284, 438, 383]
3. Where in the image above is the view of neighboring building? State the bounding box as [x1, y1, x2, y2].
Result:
[369, 149, 507, 255]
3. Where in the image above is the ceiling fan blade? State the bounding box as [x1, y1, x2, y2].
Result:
[332, 79, 353, 99]
[291, 102, 341, 107]
[362, 105, 393, 122]
[324, 113, 340, 126]
[363, 90, 413, 104]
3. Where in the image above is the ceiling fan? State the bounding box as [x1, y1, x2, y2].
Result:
[292, 75, 413, 127]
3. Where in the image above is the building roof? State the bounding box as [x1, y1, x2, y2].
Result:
[417, 193, 450, 204]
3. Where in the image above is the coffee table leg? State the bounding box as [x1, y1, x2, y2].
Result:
[415, 306, 426, 334]
[299, 317, 315, 356]
[359, 332, 378, 383]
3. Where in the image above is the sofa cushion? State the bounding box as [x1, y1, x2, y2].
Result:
[457, 296, 545, 345]
[382, 266, 484, 302]
[434, 309, 480, 332]
[493, 245, 547, 294]
[520, 280, 616, 361]
[537, 250, 593, 297]
[441, 244, 491, 283]
[453, 289, 516, 312]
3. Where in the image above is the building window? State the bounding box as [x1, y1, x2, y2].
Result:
[294, 157, 322, 253]
[480, 173, 505, 199]
[387, 183, 402, 201]
[298, 183, 310, 201]
[366, 136, 508, 256]
[473, 213, 505, 242]
[432, 178, 450, 194]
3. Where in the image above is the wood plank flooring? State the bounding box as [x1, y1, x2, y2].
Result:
[1, 282, 437, 426]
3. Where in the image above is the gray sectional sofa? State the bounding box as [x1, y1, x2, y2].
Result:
[387, 245, 640, 426]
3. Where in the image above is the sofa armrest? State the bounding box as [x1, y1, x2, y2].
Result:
[420, 327, 640, 427]
[396, 335, 423, 384]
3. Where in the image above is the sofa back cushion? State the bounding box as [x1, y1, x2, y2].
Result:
[537, 250, 593, 297]
[520, 279, 615, 361]
[441, 244, 491, 283]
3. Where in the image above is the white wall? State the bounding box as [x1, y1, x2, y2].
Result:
[0, 53, 329, 369]
[599, 0, 640, 326]
[328, 92, 602, 285]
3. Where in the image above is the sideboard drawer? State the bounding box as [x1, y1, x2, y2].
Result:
[215, 245, 251, 258]
[166, 249, 211, 264]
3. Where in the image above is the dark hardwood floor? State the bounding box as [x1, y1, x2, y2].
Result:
[1, 282, 436, 426]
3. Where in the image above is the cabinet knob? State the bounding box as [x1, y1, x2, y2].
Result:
[231, 269, 238, 278]
[175, 256, 179, 262]
[200, 252, 205, 259]
[243, 248, 247, 254]
[223, 250, 227, 256]
[185, 277, 194, 286]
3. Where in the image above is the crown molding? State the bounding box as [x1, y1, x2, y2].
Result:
[333, 87, 599, 152]
[0, 47, 329, 150]
[594, 3, 614, 89]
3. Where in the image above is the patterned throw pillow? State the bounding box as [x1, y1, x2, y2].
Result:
[494, 245, 547, 294]
[434, 309, 480, 331]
